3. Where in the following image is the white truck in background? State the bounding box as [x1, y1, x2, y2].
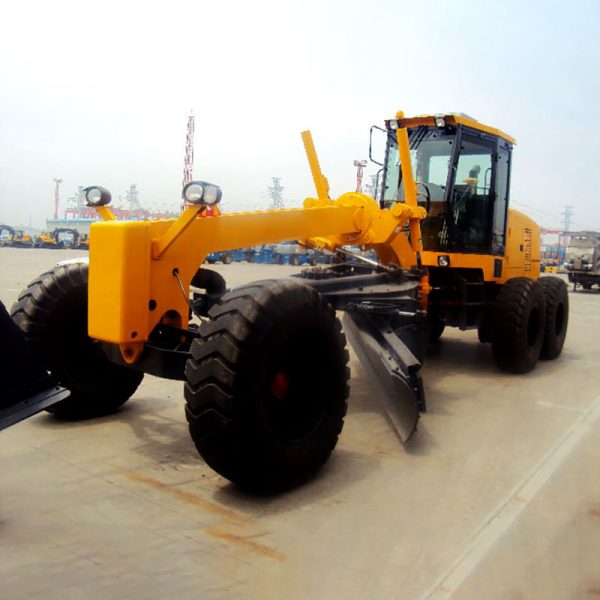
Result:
[565, 231, 600, 291]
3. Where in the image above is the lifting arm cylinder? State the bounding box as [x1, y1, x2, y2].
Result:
[395, 112, 424, 260]
[301, 131, 330, 200]
[395, 112, 417, 207]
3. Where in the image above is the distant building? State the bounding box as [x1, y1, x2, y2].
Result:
[48, 206, 178, 235]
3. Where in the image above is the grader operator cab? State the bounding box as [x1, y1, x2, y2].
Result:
[375, 113, 566, 371]
[2, 110, 569, 493]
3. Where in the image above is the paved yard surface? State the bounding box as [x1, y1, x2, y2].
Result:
[1, 248, 599, 599]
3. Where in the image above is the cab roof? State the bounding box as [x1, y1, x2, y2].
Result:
[393, 113, 516, 145]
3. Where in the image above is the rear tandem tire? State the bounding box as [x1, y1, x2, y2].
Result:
[491, 278, 546, 374]
[184, 279, 350, 493]
[10, 264, 144, 419]
[539, 276, 569, 360]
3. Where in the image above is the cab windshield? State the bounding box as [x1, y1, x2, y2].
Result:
[383, 126, 455, 204]
[382, 125, 505, 254]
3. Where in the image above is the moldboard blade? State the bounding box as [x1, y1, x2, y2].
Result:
[0, 300, 70, 430]
[342, 311, 425, 443]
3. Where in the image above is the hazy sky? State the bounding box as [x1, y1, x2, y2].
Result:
[1, 0, 599, 231]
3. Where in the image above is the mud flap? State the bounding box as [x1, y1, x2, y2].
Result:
[342, 309, 428, 442]
[0, 301, 69, 430]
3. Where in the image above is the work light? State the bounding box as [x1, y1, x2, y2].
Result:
[182, 181, 222, 206]
[83, 186, 112, 207]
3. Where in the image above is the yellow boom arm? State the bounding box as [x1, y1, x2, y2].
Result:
[88, 127, 427, 364]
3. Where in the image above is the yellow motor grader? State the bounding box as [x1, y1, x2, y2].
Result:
[2, 110, 568, 492]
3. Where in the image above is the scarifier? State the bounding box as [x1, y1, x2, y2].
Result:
[2, 110, 569, 492]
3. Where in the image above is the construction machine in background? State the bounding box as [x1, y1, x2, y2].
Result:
[5, 228, 34, 248]
[564, 231, 600, 291]
[76, 233, 90, 250]
[34, 228, 79, 249]
[0, 224, 15, 247]
[33, 231, 58, 248]
[2, 110, 569, 493]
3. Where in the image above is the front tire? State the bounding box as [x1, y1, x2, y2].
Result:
[184, 279, 350, 492]
[491, 278, 546, 374]
[10, 264, 143, 419]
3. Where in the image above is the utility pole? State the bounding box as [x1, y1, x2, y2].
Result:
[561, 205, 573, 232]
[268, 177, 284, 209]
[126, 184, 140, 210]
[53, 178, 63, 220]
[126, 184, 141, 219]
[364, 173, 379, 199]
[353, 160, 368, 193]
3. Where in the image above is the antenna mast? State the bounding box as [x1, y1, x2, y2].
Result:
[183, 112, 194, 187]
[181, 112, 195, 211]
[53, 178, 63, 219]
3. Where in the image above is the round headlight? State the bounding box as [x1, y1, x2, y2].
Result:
[183, 182, 204, 204]
[203, 185, 222, 206]
[182, 180, 222, 206]
[438, 254, 450, 267]
[83, 186, 112, 207]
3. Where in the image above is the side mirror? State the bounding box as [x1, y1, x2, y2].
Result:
[369, 125, 387, 167]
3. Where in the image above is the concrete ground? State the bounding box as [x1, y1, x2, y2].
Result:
[1, 247, 599, 600]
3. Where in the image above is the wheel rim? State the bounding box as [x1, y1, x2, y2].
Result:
[264, 328, 331, 443]
[271, 371, 289, 400]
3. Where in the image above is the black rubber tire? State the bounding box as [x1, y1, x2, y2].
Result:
[539, 276, 569, 360]
[428, 317, 445, 343]
[221, 252, 233, 265]
[477, 304, 494, 343]
[184, 279, 350, 493]
[10, 264, 144, 419]
[296, 267, 342, 280]
[491, 278, 546, 374]
[191, 268, 226, 294]
[190, 268, 227, 317]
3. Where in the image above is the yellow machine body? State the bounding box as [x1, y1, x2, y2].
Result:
[37, 232, 56, 245]
[87, 111, 540, 363]
[88, 166, 426, 362]
[420, 208, 540, 282]
[14, 230, 32, 244]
